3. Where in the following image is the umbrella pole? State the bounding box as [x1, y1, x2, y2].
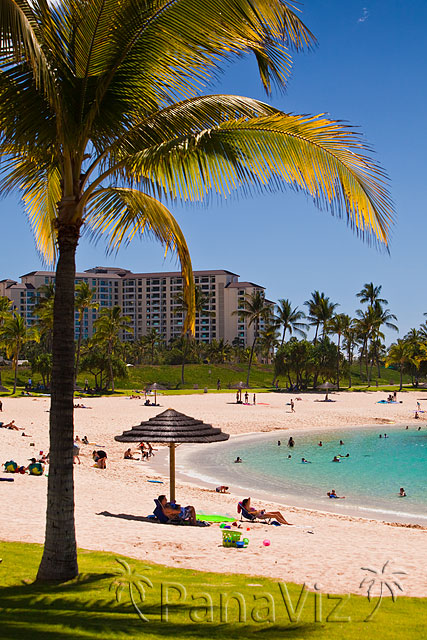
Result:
[169, 443, 176, 503]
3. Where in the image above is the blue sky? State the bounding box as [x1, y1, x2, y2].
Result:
[1, 1, 425, 343]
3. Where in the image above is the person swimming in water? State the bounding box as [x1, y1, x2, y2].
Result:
[234, 456, 242, 463]
[288, 437, 295, 447]
[318, 441, 323, 446]
[332, 456, 341, 462]
[399, 487, 406, 497]
[327, 489, 345, 499]
[301, 457, 311, 463]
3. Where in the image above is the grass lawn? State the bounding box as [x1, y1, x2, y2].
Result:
[0, 541, 424, 639]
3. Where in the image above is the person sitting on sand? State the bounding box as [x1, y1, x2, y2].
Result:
[144, 398, 151, 406]
[234, 456, 242, 463]
[82, 436, 89, 445]
[25, 458, 45, 475]
[240, 497, 293, 525]
[399, 487, 406, 497]
[124, 448, 135, 460]
[92, 450, 107, 469]
[327, 489, 345, 499]
[158, 494, 197, 525]
[215, 485, 229, 493]
[332, 456, 341, 462]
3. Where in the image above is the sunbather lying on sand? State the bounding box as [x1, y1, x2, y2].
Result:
[240, 498, 293, 525]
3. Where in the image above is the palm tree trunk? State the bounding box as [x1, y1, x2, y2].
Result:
[13, 353, 18, 394]
[280, 326, 286, 347]
[37, 221, 79, 582]
[246, 338, 257, 387]
[109, 344, 114, 392]
[399, 366, 403, 391]
[336, 335, 340, 390]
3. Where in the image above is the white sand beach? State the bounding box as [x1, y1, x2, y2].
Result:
[0, 391, 426, 596]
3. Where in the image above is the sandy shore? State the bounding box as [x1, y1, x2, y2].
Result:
[0, 391, 426, 596]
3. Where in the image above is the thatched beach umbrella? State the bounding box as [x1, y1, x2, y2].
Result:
[318, 381, 337, 400]
[115, 408, 229, 501]
[145, 382, 166, 405]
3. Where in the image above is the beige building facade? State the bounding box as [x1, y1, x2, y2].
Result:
[0, 267, 272, 346]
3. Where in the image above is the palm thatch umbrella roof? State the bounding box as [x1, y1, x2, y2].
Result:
[317, 381, 337, 390]
[115, 409, 229, 500]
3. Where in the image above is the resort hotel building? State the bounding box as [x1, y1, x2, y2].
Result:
[0, 267, 273, 346]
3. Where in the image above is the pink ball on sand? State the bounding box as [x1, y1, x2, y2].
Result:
[263, 539, 270, 546]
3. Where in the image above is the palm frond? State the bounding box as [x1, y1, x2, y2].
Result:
[84, 187, 195, 333]
[23, 168, 61, 264]
[0, 0, 58, 106]
[116, 112, 393, 245]
[80, 0, 314, 135]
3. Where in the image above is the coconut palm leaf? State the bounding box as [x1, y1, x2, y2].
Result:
[85, 187, 195, 333]
[102, 113, 393, 244]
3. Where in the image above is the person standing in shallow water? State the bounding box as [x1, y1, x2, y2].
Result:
[288, 437, 295, 447]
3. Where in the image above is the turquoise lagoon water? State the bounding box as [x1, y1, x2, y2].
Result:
[181, 426, 427, 523]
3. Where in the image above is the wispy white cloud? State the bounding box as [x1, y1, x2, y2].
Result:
[358, 7, 369, 23]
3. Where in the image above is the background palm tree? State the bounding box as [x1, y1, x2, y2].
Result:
[74, 282, 99, 383]
[356, 282, 388, 306]
[275, 299, 307, 346]
[233, 291, 272, 386]
[257, 323, 280, 364]
[138, 329, 163, 365]
[174, 286, 213, 384]
[329, 313, 351, 389]
[304, 291, 338, 342]
[0, 296, 12, 391]
[0, 313, 34, 393]
[342, 321, 358, 388]
[93, 307, 132, 392]
[1, 0, 394, 582]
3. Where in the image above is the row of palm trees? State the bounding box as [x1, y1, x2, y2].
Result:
[0, 281, 410, 392]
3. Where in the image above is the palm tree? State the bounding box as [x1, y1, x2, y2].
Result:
[304, 291, 324, 343]
[275, 299, 307, 346]
[304, 292, 338, 342]
[207, 339, 233, 364]
[257, 323, 280, 364]
[233, 291, 271, 386]
[34, 284, 55, 352]
[74, 282, 98, 383]
[0, 296, 12, 391]
[342, 322, 357, 388]
[356, 283, 388, 306]
[1, 1, 393, 582]
[139, 329, 163, 365]
[329, 313, 351, 390]
[92, 306, 132, 391]
[0, 312, 32, 393]
[174, 286, 213, 384]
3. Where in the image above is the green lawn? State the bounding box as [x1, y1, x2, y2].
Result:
[1, 362, 424, 397]
[0, 541, 425, 639]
